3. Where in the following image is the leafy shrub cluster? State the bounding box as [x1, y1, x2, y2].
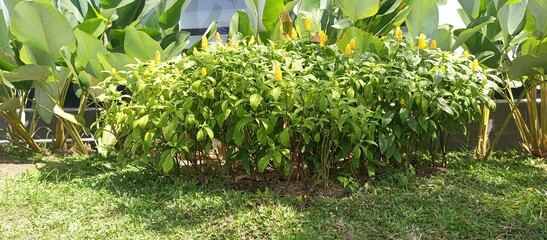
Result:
[99, 37, 495, 182]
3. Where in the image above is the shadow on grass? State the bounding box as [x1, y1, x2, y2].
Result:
[32, 155, 304, 238]
[28, 152, 546, 239]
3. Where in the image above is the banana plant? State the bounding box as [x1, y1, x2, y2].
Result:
[0, 0, 193, 154]
[229, 0, 412, 53]
[451, 0, 547, 158]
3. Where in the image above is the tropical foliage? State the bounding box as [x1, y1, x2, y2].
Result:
[98, 33, 495, 183]
[0, 0, 193, 154]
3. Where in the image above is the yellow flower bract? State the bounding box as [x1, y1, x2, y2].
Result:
[201, 67, 207, 77]
[394, 26, 403, 42]
[215, 32, 222, 43]
[463, 50, 470, 58]
[430, 39, 437, 49]
[344, 43, 352, 55]
[274, 65, 283, 81]
[319, 31, 328, 47]
[471, 59, 479, 71]
[418, 34, 427, 49]
[201, 35, 208, 51]
[304, 17, 312, 31]
[155, 50, 161, 64]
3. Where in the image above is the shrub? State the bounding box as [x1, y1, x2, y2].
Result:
[98, 36, 495, 183]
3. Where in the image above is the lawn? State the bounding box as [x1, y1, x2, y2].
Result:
[1, 152, 545, 239]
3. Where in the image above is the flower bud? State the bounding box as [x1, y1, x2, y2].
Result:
[430, 39, 437, 49]
[274, 65, 283, 81]
[418, 34, 427, 49]
[394, 26, 403, 42]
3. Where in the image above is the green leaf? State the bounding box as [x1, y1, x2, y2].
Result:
[337, 0, 380, 23]
[229, 10, 255, 41]
[158, 0, 191, 29]
[53, 105, 85, 126]
[498, 0, 526, 46]
[262, 0, 284, 31]
[0, 98, 20, 112]
[406, 0, 439, 40]
[76, 18, 108, 38]
[97, 52, 136, 72]
[509, 53, 547, 79]
[233, 117, 254, 145]
[250, 93, 262, 111]
[132, 115, 149, 129]
[258, 155, 271, 172]
[299, 0, 321, 12]
[74, 29, 108, 68]
[451, 16, 496, 51]
[10, 1, 75, 62]
[457, 0, 480, 20]
[113, 0, 145, 28]
[33, 67, 70, 124]
[527, 0, 547, 39]
[161, 149, 175, 173]
[124, 26, 163, 61]
[430, 28, 452, 51]
[162, 31, 190, 59]
[520, 36, 547, 55]
[279, 129, 290, 147]
[338, 27, 384, 53]
[1, 65, 51, 82]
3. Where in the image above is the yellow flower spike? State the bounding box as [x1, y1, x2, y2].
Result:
[349, 38, 356, 49]
[394, 26, 403, 42]
[155, 50, 161, 64]
[249, 35, 256, 45]
[201, 35, 208, 51]
[344, 43, 352, 55]
[274, 65, 283, 81]
[304, 16, 312, 31]
[110, 68, 117, 75]
[463, 50, 470, 58]
[319, 31, 329, 47]
[290, 28, 298, 39]
[471, 59, 479, 71]
[400, 99, 405, 105]
[430, 39, 437, 49]
[201, 67, 207, 77]
[215, 32, 222, 43]
[418, 33, 427, 49]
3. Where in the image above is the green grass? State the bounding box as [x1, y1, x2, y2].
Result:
[1, 152, 545, 239]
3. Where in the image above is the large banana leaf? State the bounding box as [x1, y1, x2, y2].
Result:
[124, 26, 163, 61]
[406, 0, 438, 40]
[74, 29, 109, 69]
[158, 0, 191, 30]
[262, 0, 285, 31]
[33, 67, 70, 124]
[10, 1, 75, 63]
[527, 0, 547, 39]
[509, 53, 547, 79]
[161, 31, 190, 59]
[229, 9, 255, 41]
[451, 16, 496, 51]
[498, 0, 527, 46]
[337, 0, 380, 23]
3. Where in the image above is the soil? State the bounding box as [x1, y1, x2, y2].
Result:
[0, 156, 45, 178]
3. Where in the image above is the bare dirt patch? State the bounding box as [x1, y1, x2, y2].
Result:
[0, 157, 45, 178]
